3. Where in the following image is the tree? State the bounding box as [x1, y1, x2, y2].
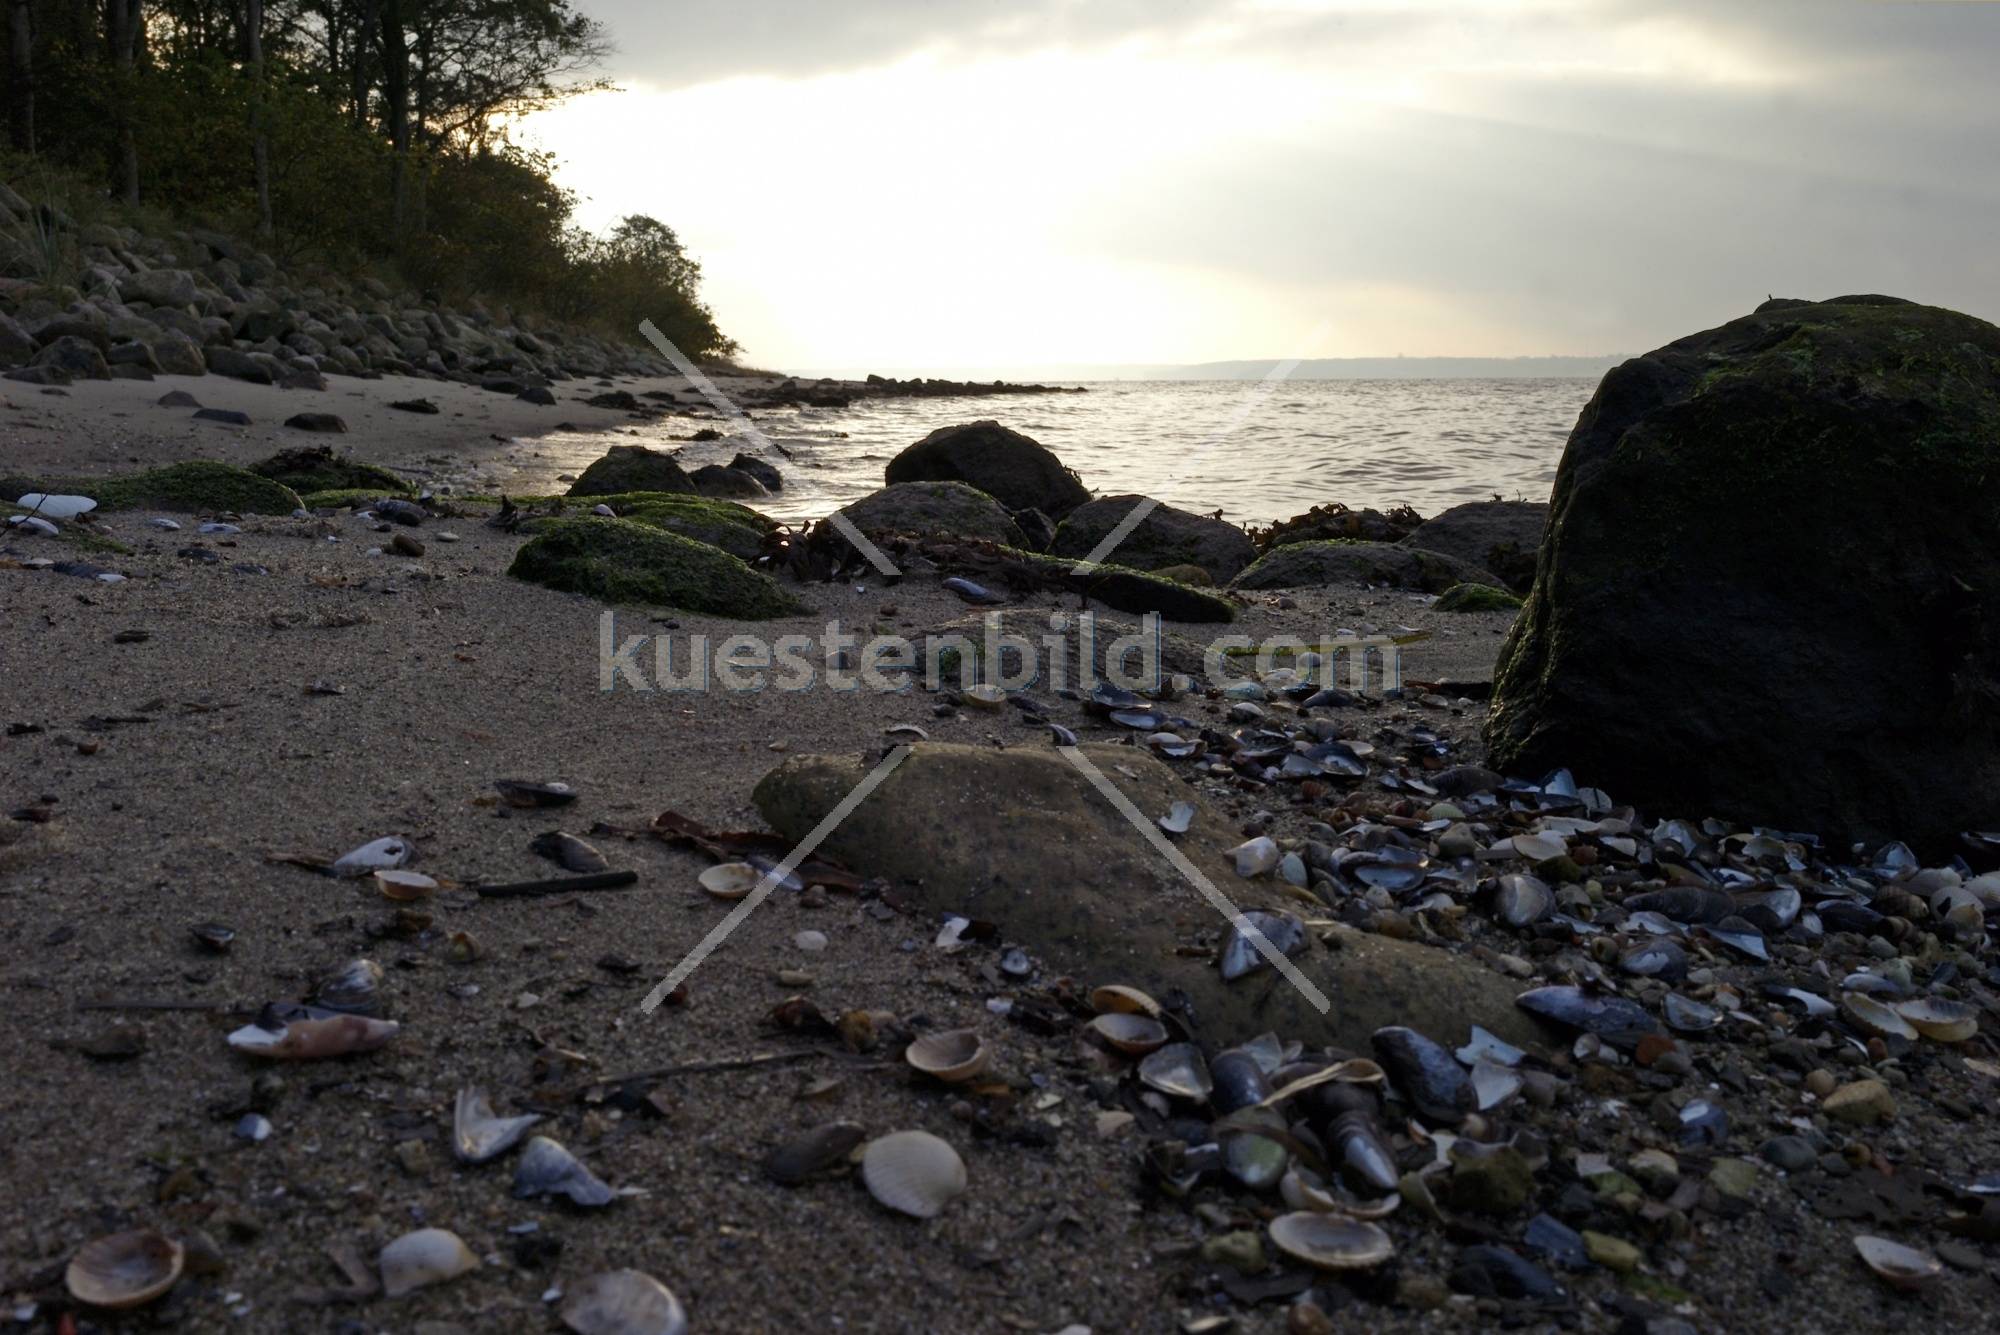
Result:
[6, 0, 32, 154]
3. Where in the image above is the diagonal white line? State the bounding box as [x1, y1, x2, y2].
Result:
[639, 745, 914, 1013]
[1058, 746, 1329, 1013]
[636, 319, 900, 578]
[1070, 333, 1327, 576]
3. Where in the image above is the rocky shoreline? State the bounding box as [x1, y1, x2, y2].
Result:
[4, 295, 2000, 1334]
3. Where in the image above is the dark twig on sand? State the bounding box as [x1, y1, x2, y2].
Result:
[472, 869, 639, 899]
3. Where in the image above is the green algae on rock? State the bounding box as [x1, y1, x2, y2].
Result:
[509, 492, 777, 562]
[250, 446, 408, 497]
[1435, 582, 1524, 613]
[1231, 540, 1490, 593]
[838, 481, 1028, 547]
[566, 445, 696, 497]
[508, 517, 805, 619]
[5, 462, 304, 514]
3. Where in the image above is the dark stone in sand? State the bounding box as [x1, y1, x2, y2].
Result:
[1011, 507, 1056, 552]
[283, 413, 347, 434]
[690, 463, 768, 499]
[193, 408, 252, 426]
[753, 744, 1541, 1052]
[157, 390, 201, 408]
[1434, 582, 1523, 613]
[885, 420, 1090, 519]
[1487, 295, 2000, 854]
[250, 445, 402, 495]
[1231, 540, 1490, 593]
[586, 389, 641, 411]
[568, 445, 696, 497]
[1050, 494, 1258, 583]
[517, 386, 557, 406]
[278, 369, 328, 391]
[204, 345, 277, 384]
[30, 336, 110, 382]
[1401, 500, 1548, 593]
[390, 397, 440, 414]
[728, 452, 783, 492]
[837, 481, 1026, 547]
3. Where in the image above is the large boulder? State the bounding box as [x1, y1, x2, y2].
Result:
[1049, 494, 1257, 583]
[1487, 296, 2000, 853]
[29, 336, 110, 382]
[119, 268, 201, 308]
[508, 517, 805, 619]
[1231, 540, 1490, 593]
[567, 445, 696, 497]
[148, 330, 207, 376]
[884, 420, 1089, 518]
[1399, 500, 1548, 594]
[205, 345, 279, 384]
[753, 744, 1541, 1052]
[690, 463, 768, 500]
[0, 313, 33, 366]
[2, 461, 305, 514]
[837, 481, 1027, 546]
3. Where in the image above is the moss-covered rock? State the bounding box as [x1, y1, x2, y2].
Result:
[1435, 582, 1524, 612]
[1049, 494, 1257, 582]
[1154, 563, 1214, 586]
[884, 420, 1089, 518]
[508, 517, 805, 619]
[838, 481, 1027, 546]
[1487, 295, 2000, 852]
[251, 446, 408, 496]
[1231, 540, 1490, 593]
[2, 462, 302, 514]
[1399, 500, 1547, 594]
[300, 487, 414, 510]
[621, 497, 774, 561]
[567, 445, 695, 497]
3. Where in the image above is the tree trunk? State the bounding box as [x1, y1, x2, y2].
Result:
[5, 0, 31, 155]
[348, 0, 381, 130]
[107, 0, 142, 203]
[380, 0, 408, 240]
[246, 0, 273, 238]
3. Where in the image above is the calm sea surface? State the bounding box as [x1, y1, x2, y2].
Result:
[532, 378, 1597, 527]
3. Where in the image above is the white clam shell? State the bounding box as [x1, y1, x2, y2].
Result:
[1854, 1235, 1942, 1289]
[453, 1086, 541, 1164]
[1892, 997, 1978, 1043]
[698, 862, 762, 899]
[379, 1227, 478, 1298]
[861, 1130, 967, 1218]
[1268, 1211, 1397, 1271]
[904, 1029, 990, 1082]
[561, 1269, 689, 1335]
[332, 836, 411, 877]
[15, 493, 98, 520]
[1089, 1012, 1169, 1055]
[66, 1230, 183, 1309]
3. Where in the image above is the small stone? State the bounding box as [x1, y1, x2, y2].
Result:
[437, 531, 460, 542]
[1200, 1230, 1266, 1272]
[1707, 1157, 1759, 1200]
[1436, 823, 1478, 858]
[390, 533, 424, 558]
[1824, 1078, 1896, 1126]
[1394, 1273, 1449, 1311]
[1805, 1068, 1837, 1098]
[777, 969, 814, 987]
[1628, 1149, 1680, 1194]
[794, 930, 828, 952]
[1583, 1230, 1641, 1272]
[1760, 1135, 1816, 1173]
[1447, 1145, 1536, 1214]
[392, 1139, 433, 1178]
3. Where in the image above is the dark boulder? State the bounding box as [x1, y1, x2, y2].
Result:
[1400, 500, 1548, 593]
[389, 398, 440, 414]
[690, 463, 768, 500]
[1050, 494, 1257, 583]
[1231, 540, 1491, 593]
[251, 445, 402, 494]
[205, 345, 277, 384]
[29, 336, 110, 382]
[1487, 296, 2000, 853]
[585, 389, 640, 411]
[728, 452, 783, 492]
[884, 420, 1089, 518]
[836, 481, 1026, 546]
[283, 413, 348, 434]
[193, 408, 252, 426]
[517, 386, 557, 406]
[567, 444, 696, 497]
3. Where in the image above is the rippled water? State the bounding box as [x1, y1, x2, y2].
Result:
[535, 377, 1597, 527]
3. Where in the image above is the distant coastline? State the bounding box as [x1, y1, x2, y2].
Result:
[794, 354, 1627, 382]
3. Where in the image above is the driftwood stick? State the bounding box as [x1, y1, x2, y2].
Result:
[473, 870, 639, 899]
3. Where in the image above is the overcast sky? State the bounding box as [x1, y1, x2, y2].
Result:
[517, 0, 2000, 372]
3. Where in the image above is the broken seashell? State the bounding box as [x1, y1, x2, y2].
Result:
[1853, 1235, 1942, 1290]
[861, 1130, 967, 1218]
[188, 921, 236, 953]
[1230, 837, 1280, 878]
[1220, 910, 1306, 981]
[904, 1029, 990, 1082]
[1842, 992, 1919, 1042]
[66, 1230, 183, 1309]
[764, 1121, 867, 1185]
[561, 1269, 689, 1335]
[1139, 1042, 1213, 1101]
[531, 830, 609, 873]
[1090, 984, 1162, 1017]
[452, 1086, 541, 1164]
[514, 1136, 615, 1207]
[494, 779, 577, 808]
[378, 1228, 478, 1298]
[374, 868, 437, 901]
[1268, 1211, 1396, 1271]
[1893, 997, 1978, 1043]
[960, 684, 1006, 709]
[228, 1009, 398, 1060]
[1159, 801, 1195, 835]
[698, 862, 762, 899]
[331, 835, 411, 877]
[315, 957, 384, 1013]
[1088, 1012, 1169, 1055]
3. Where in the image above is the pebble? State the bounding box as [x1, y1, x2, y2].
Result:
[1583, 1230, 1641, 1272]
[1824, 1078, 1896, 1126]
[1199, 1231, 1265, 1272]
[1760, 1136, 1817, 1173]
[795, 930, 828, 953]
[1708, 1157, 1759, 1200]
[1805, 1069, 1837, 1098]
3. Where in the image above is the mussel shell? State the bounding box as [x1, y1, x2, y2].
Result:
[1515, 985, 1662, 1050]
[331, 835, 411, 878]
[453, 1086, 541, 1164]
[1510, 833, 1567, 863]
[1138, 1042, 1213, 1101]
[1089, 984, 1162, 1017]
[861, 1130, 967, 1218]
[1454, 1025, 1526, 1068]
[531, 831, 609, 874]
[561, 1269, 689, 1335]
[1853, 1235, 1942, 1290]
[494, 779, 577, 808]
[1159, 801, 1195, 835]
[514, 1136, 615, 1207]
[1220, 910, 1306, 981]
[1618, 939, 1687, 980]
[1209, 1048, 1275, 1115]
[188, 921, 236, 952]
[763, 1121, 866, 1186]
[1662, 992, 1721, 1033]
[315, 957, 384, 1014]
[1370, 1026, 1470, 1126]
[1330, 1110, 1400, 1193]
[904, 1028, 990, 1082]
[1623, 886, 1734, 925]
[1493, 874, 1554, 928]
[66, 1230, 183, 1309]
[1267, 1211, 1396, 1271]
[1468, 1060, 1523, 1112]
[1734, 886, 1801, 931]
[1088, 1012, 1169, 1055]
[1818, 900, 1885, 935]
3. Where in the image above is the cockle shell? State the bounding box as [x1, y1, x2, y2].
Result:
[379, 1228, 478, 1298]
[514, 1136, 615, 1207]
[1268, 1211, 1396, 1271]
[861, 1130, 966, 1218]
[561, 1269, 689, 1335]
[904, 1029, 990, 1082]
[66, 1230, 183, 1309]
[698, 863, 762, 899]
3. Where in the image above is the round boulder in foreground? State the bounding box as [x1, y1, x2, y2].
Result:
[884, 420, 1089, 518]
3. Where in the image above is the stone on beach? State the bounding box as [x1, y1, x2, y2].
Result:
[508, 516, 806, 619]
[1049, 494, 1259, 583]
[250, 445, 403, 496]
[567, 444, 698, 497]
[0, 460, 302, 514]
[884, 420, 1090, 518]
[752, 743, 1540, 1051]
[690, 462, 769, 499]
[1398, 499, 1548, 593]
[1231, 540, 1492, 593]
[837, 481, 1028, 547]
[1487, 295, 2000, 852]
[615, 493, 777, 561]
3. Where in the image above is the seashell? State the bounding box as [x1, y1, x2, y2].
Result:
[1240, 1031, 1288, 1073]
[961, 684, 1006, 709]
[452, 1086, 541, 1164]
[1090, 984, 1162, 1017]
[861, 1130, 967, 1218]
[1454, 1026, 1526, 1068]
[1268, 1211, 1396, 1271]
[188, 921, 236, 952]
[374, 868, 438, 901]
[229, 1009, 399, 1060]
[941, 576, 1004, 605]
[515, 1136, 616, 1207]
[1493, 874, 1554, 927]
[1702, 916, 1768, 961]
[1618, 938, 1687, 980]
[494, 779, 577, 808]
[1372, 1026, 1470, 1126]
[66, 1230, 183, 1309]
[763, 1121, 866, 1185]
[1510, 833, 1566, 863]
[1468, 1060, 1523, 1112]
[561, 1269, 689, 1335]
[1515, 985, 1661, 1050]
[1623, 885, 1734, 925]
[378, 1227, 478, 1298]
[1330, 1110, 1400, 1193]
[1841, 992, 1919, 1042]
[14, 492, 97, 520]
[1138, 1042, 1213, 1101]
[531, 831, 609, 874]
[904, 1029, 990, 1082]
[1158, 801, 1195, 835]
[1088, 1012, 1168, 1055]
[1210, 1048, 1275, 1114]
[1853, 1235, 1942, 1290]
[1839, 970, 1906, 997]
[1220, 910, 1306, 981]
[1734, 886, 1801, 931]
[1230, 837, 1279, 878]
[7, 514, 60, 536]
[331, 835, 411, 877]
[1893, 997, 1978, 1043]
[316, 957, 384, 1013]
[1146, 731, 1199, 759]
[698, 862, 762, 899]
[1662, 992, 1721, 1033]
[1817, 900, 1884, 935]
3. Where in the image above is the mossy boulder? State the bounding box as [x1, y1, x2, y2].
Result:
[690, 463, 768, 500]
[753, 744, 1541, 1053]
[1487, 296, 2000, 853]
[838, 481, 1027, 546]
[567, 445, 696, 497]
[884, 420, 1089, 518]
[2, 462, 302, 514]
[1399, 500, 1548, 594]
[508, 517, 805, 619]
[300, 487, 415, 510]
[1435, 582, 1523, 613]
[1049, 494, 1258, 583]
[1231, 540, 1490, 593]
[621, 496, 775, 562]
[251, 446, 407, 496]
